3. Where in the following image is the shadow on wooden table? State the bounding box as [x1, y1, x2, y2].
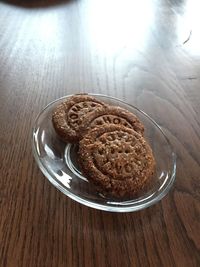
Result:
[2, 0, 76, 8]
[76, 198, 162, 233]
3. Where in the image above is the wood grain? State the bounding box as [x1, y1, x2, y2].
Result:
[0, 0, 200, 266]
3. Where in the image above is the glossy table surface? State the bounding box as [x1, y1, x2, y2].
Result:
[0, 0, 200, 266]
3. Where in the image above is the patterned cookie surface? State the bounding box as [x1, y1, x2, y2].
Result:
[52, 94, 107, 142]
[79, 106, 144, 137]
[78, 124, 155, 198]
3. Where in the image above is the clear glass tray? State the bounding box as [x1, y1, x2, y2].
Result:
[32, 94, 176, 212]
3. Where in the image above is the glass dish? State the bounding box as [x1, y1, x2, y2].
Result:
[32, 94, 176, 212]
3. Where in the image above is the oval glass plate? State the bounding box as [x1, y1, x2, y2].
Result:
[32, 94, 176, 212]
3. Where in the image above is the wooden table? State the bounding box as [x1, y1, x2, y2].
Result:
[0, 0, 200, 266]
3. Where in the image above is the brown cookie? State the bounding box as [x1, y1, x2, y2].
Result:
[78, 124, 155, 198]
[79, 106, 144, 138]
[52, 94, 107, 142]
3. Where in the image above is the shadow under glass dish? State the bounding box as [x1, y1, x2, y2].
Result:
[32, 94, 176, 212]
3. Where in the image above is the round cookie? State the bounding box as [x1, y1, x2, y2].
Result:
[78, 124, 155, 198]
[52, 94, 107, 142]
[79, 106, 144, 137]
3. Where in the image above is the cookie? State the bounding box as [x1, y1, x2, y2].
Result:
[52, 94, 107, 142]
[78, 124, 155, 198]
[79, 106, 144, 137]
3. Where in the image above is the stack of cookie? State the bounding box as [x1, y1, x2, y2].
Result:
[52, 94, 155, 198]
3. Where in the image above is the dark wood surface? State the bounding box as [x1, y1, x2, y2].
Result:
[0, 0, 200, 266]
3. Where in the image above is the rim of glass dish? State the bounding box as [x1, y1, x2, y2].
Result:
[32, 93, 176, 212]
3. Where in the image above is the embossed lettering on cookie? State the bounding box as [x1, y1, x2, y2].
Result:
[78, 124, 155, 199]
[52, 94, 107, 143]
[79, 105, 144, 138]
